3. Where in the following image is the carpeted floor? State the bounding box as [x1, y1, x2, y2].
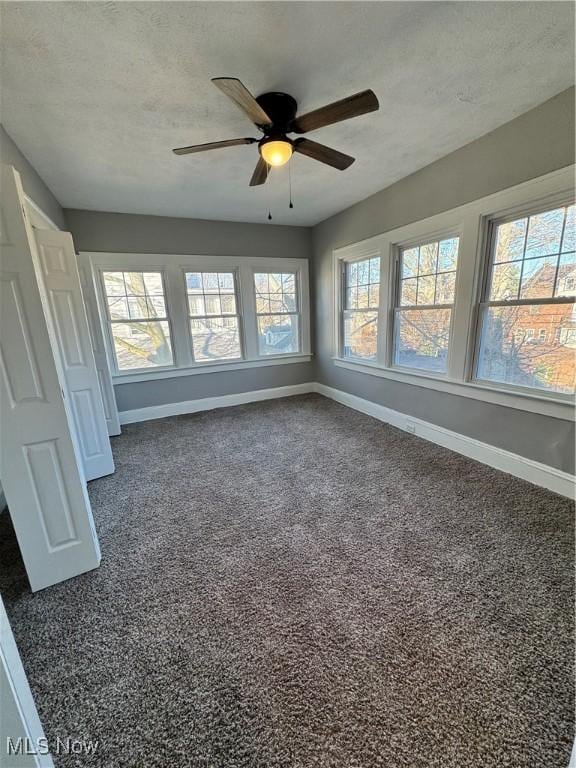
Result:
[0, 394, 574, 768]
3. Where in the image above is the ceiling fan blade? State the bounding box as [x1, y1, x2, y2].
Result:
[293, 138, 355, 170]
[212, 77, 272, 127]
[291, 89, 379, 134]
[173, 138, 257, 155]
[249, 156, 269, 187]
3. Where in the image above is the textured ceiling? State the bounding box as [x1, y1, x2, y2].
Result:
[1, 1, 574, 226]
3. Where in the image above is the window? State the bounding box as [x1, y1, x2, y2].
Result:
[93, 256, 310, 380]
[475, 203, 575, 395]
[393, 237, 459, 373]
[254, 272, 300, 355]
[102, 271, 173, 371]
[342, 256, 380, 360]
[185, 271, 241, 362]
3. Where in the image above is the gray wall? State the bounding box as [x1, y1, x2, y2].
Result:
[0, 124, 65, 229]
[64, 209, 314, 410]
[312, 87, 575, 473]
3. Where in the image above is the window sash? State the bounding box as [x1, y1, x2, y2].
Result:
[185, 270, 244, 362]
[254, 272, 301, 355]
[391, 236, 459, 373]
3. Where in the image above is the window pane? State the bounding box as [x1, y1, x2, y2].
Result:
[402, 249, 418, 278]
[257, 315, 299, 355]
[489, 262, 521, 301]
[202, 273, 219, 292]
[189, 295, 205, 315]
[218, 273, 235, 292]
[204, 295, 221, 315]
[108, 297, 129, 320]
[220, 294, 237, 314]
[346, 262, 358, 287]
[495, 219, 527, 263]
[256, 297, 270, 314]
[400, 278, 417, 306]
[346, 287, 357, 310]
[343, 310, 378, 360]
[143, 272, 163, 294]
[438, 239, 459, 272]
[418, 242, 438, 275]
[124, 271, 145, 295]
[417, 275, 435, 305]
[111, 321, 173, 370]
[357, 260, 370, 285]
[436, 272, 456, 304]
[555, 253, 576, 297]
[186, 272, 203, 292]
[519, 256, 557, 299]
[357, 285, 369, 308]
[103, 272, 126, 296]
[476, 304, 576, 395]
[254, 273, 269, 292]
[267, 274, 283, 293]
[394, 308, 451, 373]
[524, 208, 564, 259]
[190, 317, 241, 361]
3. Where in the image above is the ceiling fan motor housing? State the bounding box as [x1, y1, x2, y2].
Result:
[255, 92, 298, 133]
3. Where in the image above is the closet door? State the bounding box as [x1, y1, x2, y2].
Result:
[76, 252, 121, 436]
[0, 164, 101, 591]
[34, 229, 115, 480]
[1, 596, 55, 766]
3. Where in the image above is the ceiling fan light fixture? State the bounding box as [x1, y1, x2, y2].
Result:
[259, 138, 293, 167]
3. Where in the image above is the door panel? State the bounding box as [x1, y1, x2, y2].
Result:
[0, 164, 101, 591]
[34, 230, 115, 479]
[76, 253, 121, 436]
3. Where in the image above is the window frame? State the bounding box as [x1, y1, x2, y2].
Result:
[85, 252, 311, 382]
[99, 267, 177, 375]
[390, 230, 462, 376]
[470, 196, 575, 399]
[252, 268, 303, 357]
[332, 165, 574, 420]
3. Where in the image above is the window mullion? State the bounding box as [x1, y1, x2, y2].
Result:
[164, 264, 193, 367]
[374, 243, 390, 366]
[239, 264, 258, 360]
[449, 213, 482, 381]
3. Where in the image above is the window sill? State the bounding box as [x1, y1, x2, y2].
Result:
[112, 354, 313, 385]
[332, 357, 574, 420]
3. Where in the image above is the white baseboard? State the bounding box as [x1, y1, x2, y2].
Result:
[119, 383, 316, 425]
[314, 383, 575, 499]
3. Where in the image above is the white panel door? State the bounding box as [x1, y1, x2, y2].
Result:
[1, 597, 54, 766]
[34, 230, 115, 478]
[76, 253, 121, 436]
[0, 164, 101, 591]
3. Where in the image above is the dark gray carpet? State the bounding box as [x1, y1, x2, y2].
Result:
[0, 394, 574, 768]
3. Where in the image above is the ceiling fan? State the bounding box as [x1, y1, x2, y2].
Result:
[173, 78, 379, 186]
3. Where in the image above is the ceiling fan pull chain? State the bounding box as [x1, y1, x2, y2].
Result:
[267, 164, 272, 220]
[289, 157, 294, 209]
